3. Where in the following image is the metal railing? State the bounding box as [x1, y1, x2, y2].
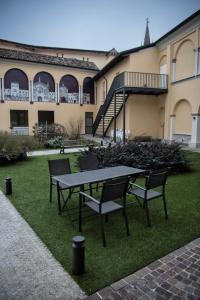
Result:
[93, 71, 168, 135]
[124, 71, 168, 89]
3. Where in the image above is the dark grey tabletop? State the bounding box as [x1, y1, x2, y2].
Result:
[53, 165, 145, 188]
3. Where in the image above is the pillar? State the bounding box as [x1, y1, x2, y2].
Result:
[123, 89, 126, 144]
[0, 78, 2, 100]
[197, 48, 200, 75]
[2, 77, 4, 100]
[79, 85, 83, 105]
[169, 115, 176, 141]
[28, 80, 31, 102]
[56, 83, 60, 104]
[172, 59, 176, 82]
[190, 114, 200, 148]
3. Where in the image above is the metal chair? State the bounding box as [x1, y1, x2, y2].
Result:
[48, 158, 72, 212]
[128, 169, 168, 226]
[79, 177, 130, 247]
[78, 153, 100, 195]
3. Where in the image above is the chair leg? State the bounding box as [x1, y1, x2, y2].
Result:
[50, 183, 52, 203]
[89, 183, 93, 196]
[123, 207, 130, 236]
[144, 200, 151, 226]
[100, 215, 106, 247]
[163, 195, 168, 220]
[105, 214, 109, 223]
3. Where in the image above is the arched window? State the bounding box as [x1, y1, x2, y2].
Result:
[59, 75, 79, 103]
[4, 68, 29, 101]
[83, 77, 94, 104]
[33, 72, 55, 102]
[175, 40, 195, 81]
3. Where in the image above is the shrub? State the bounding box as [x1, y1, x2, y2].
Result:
[86, 141, 191, 173]
[44, 136, 64, 148]
[66, 118, 83, 140]
[33, 123, 66, 144]
[0, 131, 40, 165]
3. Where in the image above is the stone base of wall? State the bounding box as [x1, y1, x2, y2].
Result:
[172, 134, 191, 145]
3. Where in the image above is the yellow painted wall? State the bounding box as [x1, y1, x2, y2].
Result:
[0, 101, 96, 135]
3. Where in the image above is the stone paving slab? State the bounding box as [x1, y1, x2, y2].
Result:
[86, 238, 200, 299]
[0, 191, 85, 300]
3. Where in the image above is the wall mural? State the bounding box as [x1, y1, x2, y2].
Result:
[4, 69, 29, 101]
[59, 75, 79, 104]
[83, 77, 94, 104]
[33, 72, 55, 102]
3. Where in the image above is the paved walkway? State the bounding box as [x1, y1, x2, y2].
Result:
[27, 147, 85, 157]
[86, 238, 200, 300]
[0, 191, 85, 300]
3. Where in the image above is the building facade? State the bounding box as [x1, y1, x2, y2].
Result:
[0, 10, 200, 147]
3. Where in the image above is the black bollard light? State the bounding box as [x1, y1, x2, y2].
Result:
[5, 177, 12, 195]
[72, 236, 85, 275]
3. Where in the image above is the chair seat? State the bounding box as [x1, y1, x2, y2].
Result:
[129, 187, 162, 200]
[85, 200, 122, 214]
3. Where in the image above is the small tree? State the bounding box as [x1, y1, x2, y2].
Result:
[66, 118, 83, 140]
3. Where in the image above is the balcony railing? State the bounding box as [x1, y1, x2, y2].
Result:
[120, 72, 168, 90]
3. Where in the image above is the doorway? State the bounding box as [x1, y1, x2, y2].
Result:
[85, 112, 93, 134]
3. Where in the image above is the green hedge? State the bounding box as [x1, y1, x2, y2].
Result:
[0, 132, 40, 165]
[86, 141, 190, 173]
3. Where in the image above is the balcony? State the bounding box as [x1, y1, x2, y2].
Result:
[115, 71, 168, 95]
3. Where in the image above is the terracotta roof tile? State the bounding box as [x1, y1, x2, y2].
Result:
[0, 48, 99, 71]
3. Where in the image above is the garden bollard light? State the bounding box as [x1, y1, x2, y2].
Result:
[5, 177, 12, 195]
[72, 236, 85, 275]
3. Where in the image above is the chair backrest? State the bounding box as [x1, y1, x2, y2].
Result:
[101, 177, 129, 203]
[48, 158, 71, 176]
[146, 170, 168, 190]
[78, 154, 99, 171]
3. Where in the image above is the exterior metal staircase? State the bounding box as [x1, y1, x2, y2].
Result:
[93, 73, 127, 137]
[93, 71, 168, 138]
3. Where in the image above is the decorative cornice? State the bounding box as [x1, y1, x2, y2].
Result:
[170, 114, 175, 117]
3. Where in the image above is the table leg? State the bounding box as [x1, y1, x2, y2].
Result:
[57, 181, 61, 214]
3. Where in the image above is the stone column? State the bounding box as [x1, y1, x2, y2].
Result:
[197, 48, 200, 75]
[194, 49, 198, 75]
[169, 115, 176, 141]
[56, 83, 60, 104]
[31, 80, 34, 102]
[172, 59, 176, 82]
[2, 77, 4, 101]
[79, 85, 83, 105]
[0, 78, 2, 100]
[28, 80, 31, 102]
[190, 114, 200, 148]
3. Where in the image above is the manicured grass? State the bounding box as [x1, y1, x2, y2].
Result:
[0, 152, 200, 294]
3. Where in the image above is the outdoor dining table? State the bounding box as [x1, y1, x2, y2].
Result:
[53, 165, 145, 214]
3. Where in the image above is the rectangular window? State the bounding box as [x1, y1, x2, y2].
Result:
[38, 111, 54, 125]
[10, 110, 28, 127]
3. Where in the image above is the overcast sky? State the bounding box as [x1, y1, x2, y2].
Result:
[0, 0, 200, 52]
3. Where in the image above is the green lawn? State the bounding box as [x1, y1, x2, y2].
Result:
[0, 152, 200, 294]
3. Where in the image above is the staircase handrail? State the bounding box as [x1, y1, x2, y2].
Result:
[93, 72, 124, 134]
